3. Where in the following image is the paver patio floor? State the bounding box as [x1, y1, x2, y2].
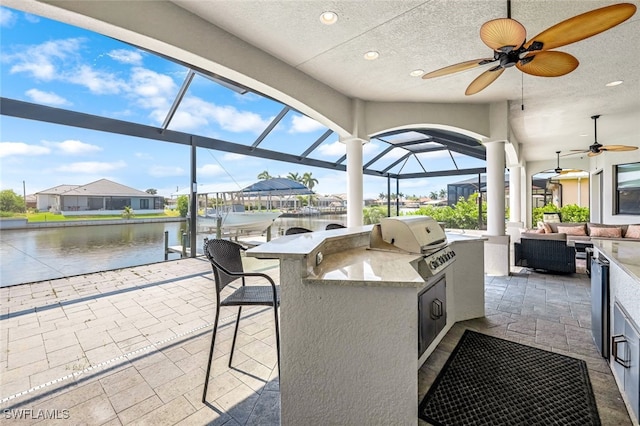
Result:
[0, 257, 631, 425]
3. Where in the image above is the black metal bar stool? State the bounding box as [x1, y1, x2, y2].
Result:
[202, 238, 280, 403]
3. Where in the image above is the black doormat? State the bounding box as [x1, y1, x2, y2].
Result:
[419, 330, 600, 425]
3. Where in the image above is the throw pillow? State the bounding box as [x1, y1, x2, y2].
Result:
[590, 226, 622, 238]
[625, 224, 640, 239]
[542, 222, 552, 233]
[556, 225, 587, 236]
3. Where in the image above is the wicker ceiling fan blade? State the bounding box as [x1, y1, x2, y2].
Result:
[465, 68, 505, 95]
[524, 3, 637, 52]
[480, 18, 526, 51]
[600, 145, 639, 152]
[516, 51, 579, 77]
[422, 58, 495, 79]
[563, 150, 588, 156]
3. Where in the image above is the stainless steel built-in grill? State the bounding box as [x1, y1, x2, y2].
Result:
[370, 215, 457, 356]
[371, 215, 457, 277]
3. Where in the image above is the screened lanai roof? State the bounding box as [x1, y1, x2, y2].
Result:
[0, 6, 486, 194]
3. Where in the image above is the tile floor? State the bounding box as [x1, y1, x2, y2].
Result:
[0, 257, 632, 425]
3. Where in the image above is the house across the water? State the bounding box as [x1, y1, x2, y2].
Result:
[36, 178, 165, 216]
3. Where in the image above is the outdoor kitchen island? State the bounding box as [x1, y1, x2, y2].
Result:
[246, 218, 486, 425]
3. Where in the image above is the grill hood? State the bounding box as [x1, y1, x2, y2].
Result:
[371, 216, 447, 254]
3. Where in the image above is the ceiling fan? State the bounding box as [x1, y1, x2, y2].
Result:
[569, 115, 638, 157]
[422, 2, 637, 95]
[552, 151, 581, 176]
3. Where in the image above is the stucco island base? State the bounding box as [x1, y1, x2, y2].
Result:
[247, 227, 485, 425]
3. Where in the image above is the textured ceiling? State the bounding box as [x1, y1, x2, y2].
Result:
[172, 0, 640, 163]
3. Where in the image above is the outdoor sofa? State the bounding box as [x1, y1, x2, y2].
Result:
[515, 222, 640, 273]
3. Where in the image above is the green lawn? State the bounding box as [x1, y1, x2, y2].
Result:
[0, 210, 183, 222]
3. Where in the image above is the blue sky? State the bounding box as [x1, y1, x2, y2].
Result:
[0, 6, 476, 200]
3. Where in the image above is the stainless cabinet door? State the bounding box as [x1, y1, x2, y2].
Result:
[624, 318, 639, 421]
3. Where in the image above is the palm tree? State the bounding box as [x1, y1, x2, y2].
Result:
[300, 172, 318, 207]
[429, 191, 438, 199]
[301, 172, 318, 191]
[439, 189, 447, 199]
[287, 172, 302, 183]
[257, 170, 272, 180]
[121, 206, 134, 219]
[378, 192, 387, 202]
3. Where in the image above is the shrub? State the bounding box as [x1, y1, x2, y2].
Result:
[0, 189, 25, 213]
[177, 195, 189, 218]
[532, 204, 589, 226]
[407, 193, 488, 230]
[363, 206, 388, 225]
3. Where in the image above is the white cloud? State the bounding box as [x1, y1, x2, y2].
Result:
[67, 64, 128, 95]
[314, 139, 380, 158]
[363, 140, 379, 154]
[289, 115, 325, 133]
[135, 152, 153, 160]
[415, 149, 452, 161]
[169, 96, 272, 133]
[233, 92, 262, 103]
[9, 38, 83, 81]
[317, 141, 345, 157]
[383, 147, 408, 160]
[56, 160, 126, 173]
[25, 89, 70, 106]
[162, 109, 208, 131]
[107, 49, 143, 65]
[24, 13, 40, 23]
[222, 153, 248, 161]
[197, 164, 225, 176]
[0, 8, 16, 27]
[0, 142, 50, 158]
[130, 67, 176, 123]
[42, 139, 102, 155]
[131, 67, 175, 101]
[148, 165, 185, 177]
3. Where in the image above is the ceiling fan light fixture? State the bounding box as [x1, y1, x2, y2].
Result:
[421, 2, 637, 95]
[605, 80, 623, 87]
[319, 11, 338, 25]
[364, 51, 379, 60]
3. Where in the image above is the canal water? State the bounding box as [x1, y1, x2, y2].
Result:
[0, 215, 346, 287]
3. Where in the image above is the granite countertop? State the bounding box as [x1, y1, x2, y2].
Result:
[305, 246, 427, 288]
[445, 232, 488, 243]
[247, 226, 486, 260]
[593, 239, 640, 281]
[246, 226, 372, 259]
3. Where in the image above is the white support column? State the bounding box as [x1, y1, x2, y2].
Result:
[345, 137, 367, 227]
[484, 140, 510, 276]
[508, 165, 522, 223]
[485, 140, 506, 236]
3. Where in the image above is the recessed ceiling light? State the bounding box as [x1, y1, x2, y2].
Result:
[410, 69, 424, 77]
[364, 51, 379, 60]
[320, 11, 338, 25]
[605, 80, 623, 87]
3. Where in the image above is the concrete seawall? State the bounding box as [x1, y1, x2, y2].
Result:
[0, 217, 186, 230]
